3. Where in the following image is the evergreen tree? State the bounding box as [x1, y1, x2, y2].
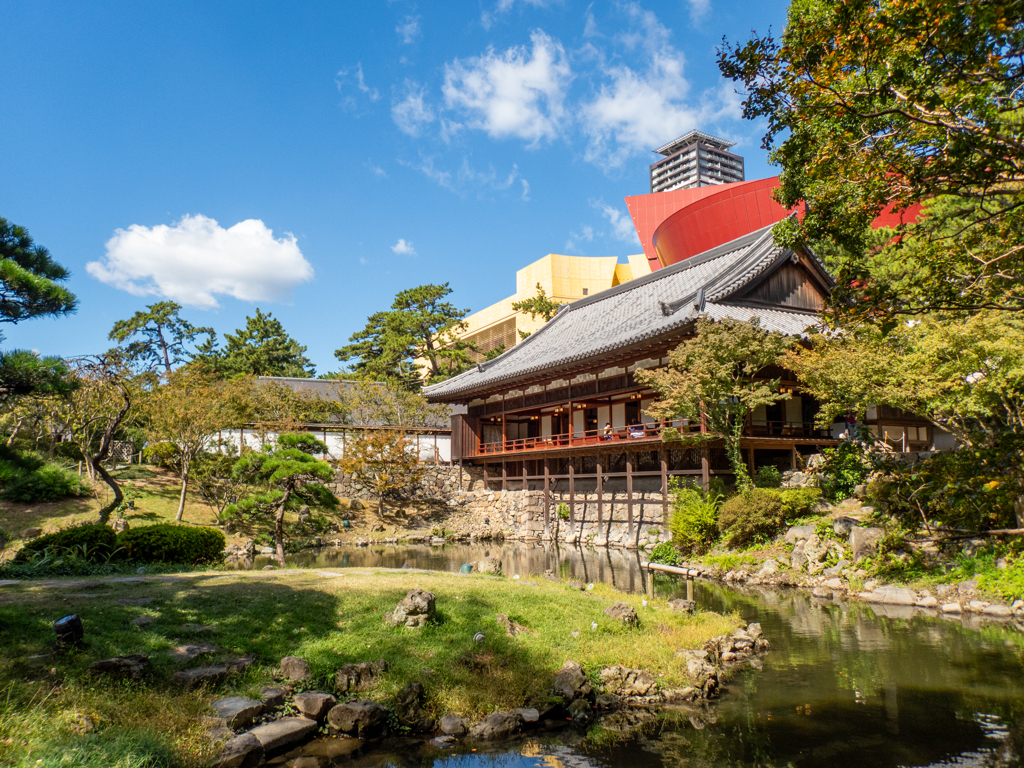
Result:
[0, 217, 77, 330]
[109, 301, 214, 373]
[196, 309, 314, 378]
[335, 283, 475, 388]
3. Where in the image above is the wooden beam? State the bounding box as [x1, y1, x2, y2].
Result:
[502, 463, 507, 492]
[596, 458, 604, 531]
[568, 462, 576, 535]
[543, 464, 550, 536]
[626, 456, 634, 536]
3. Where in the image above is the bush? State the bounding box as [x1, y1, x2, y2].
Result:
[754, 465, 782, 488]
[669, 484, 721, 552]
[15, 524, 117, 562]
[115, 524, 225, 565]
[777, 487, 823, 520]
[816, 441, 869, 502]
[648, 541, 683, 566]
[718, 489, 785, 547]
[0, 447, 88, 503]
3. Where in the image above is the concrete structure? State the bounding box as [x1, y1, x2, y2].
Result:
[650, 130, 745, 193]
[459, 252, 651, 360]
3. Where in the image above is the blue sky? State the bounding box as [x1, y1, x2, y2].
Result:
[0, 0, 786, 374]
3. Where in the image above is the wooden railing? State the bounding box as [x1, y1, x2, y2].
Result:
[478, 419, 696, 455]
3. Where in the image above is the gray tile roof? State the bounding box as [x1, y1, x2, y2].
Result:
[424, 223, 827, 400]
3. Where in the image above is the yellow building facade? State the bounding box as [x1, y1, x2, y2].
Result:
[460, 252, 651, 359]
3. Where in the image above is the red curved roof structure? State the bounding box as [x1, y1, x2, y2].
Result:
[626, 177, 922, 270]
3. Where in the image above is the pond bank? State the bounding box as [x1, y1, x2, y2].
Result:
[0, 567, 741, 767]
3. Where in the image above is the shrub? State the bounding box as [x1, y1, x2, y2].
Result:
[777, 487, 823, 520]
[648, 541, 682, 566]
[115, 524, 225, 565]
[754, 465, 782, 488]
[669, 484, 721, 552]
[15, 524, 117, 562]
[0, 447, 88, 503]
[816, 441, 869, 502]
[718, 489, 785, 547]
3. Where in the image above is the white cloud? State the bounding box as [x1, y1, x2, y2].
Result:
[359, 256, 369, 265]
[687, 0, 710, 24]
[396, 15, 421, 43]
[442, 30, 572, 146]
[595, 201, 640, 245]
[336, 63, 380, 109]
[366, 161, 387, 178]
[403, 155, 523, 198]
[391, 238, 417, 256]
[564, 224, 595, 253]
[392, 80, 435, 136]
[481, 0, 551, 30]
[87, 215, 313, 309]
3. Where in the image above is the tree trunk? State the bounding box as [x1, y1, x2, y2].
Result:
[94, 459, 123, 524]
[724, 422, 751, 492]
[275, 490, 291, 567]
[176, 474, 188, 522]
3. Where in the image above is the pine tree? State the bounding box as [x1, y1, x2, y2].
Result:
[196, 309, 314, 377]
[109, 301, 214, 373]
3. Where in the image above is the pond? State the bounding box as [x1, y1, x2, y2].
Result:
[263, 544, 1024, 767]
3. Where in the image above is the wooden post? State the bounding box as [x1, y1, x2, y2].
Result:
[323, 428, 328, 459]
[523, 463, 528, 492]
[626, 455, 634, 536]
[596, 459, 604, 532]
[701, 443, 710, 489]
[239, 426, 244, 453]
[502, 463, 507, 492]
[484, 465, 489, 491]
[544, 465, 551, 536]
[568, 462, 576, 534]
[791, 446, 798, 470]
[660, 449, 669, 522]
[568, 399, 573, 446]
[502, 414, 507, 452]
[747, 446, 756, 478]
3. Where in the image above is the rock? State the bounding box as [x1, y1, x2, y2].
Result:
[790, 541, 808, 571]
[832, 517, 859, 537]
[440, 714, 468, 736]
[259, 547, 276, 556]
[823, 560, 850, 578]
[599, 665, 658, 698]
[568, 580, 585, 591]
[172, 658, 253, 688]
[260, 687, 287, 708]
[516, 707, 540, 723]
[430, 735, 456, 748]
[685, 656, 718, 695]
[849, 527, 884, 562]
[20, 527, 42, 540]
[746, 622, 763, 639]
[170, 643, 219, 662]
[475, 557, 502, 575]
[755, 559, 779, 578]
[552, 660, 591, 700]
[112, 518, 129, 533]
[812, 587, 830, 598]
[567, 698, 594, 724]
[1012, 600, 1024, 615]
[784, 525, 816, 544]
[941, 602, 963, 614]
[248, 717, 319, 752]
[210, 697, 263, 730]
[393, 681, 434, 731]
[958, 579, 979, 597]
[294, 692, 336, 722]
[824, 578, 844, 590]
[803, 535, 829, 573]
[349, 499, 365, 510]
[327, 701, 389, 739]
[181, 623, 218, 634]
[335, 659, 388, 693]
[90, 654, 149, 680]
[385, 588, 436, 629]
[211, 733, 263, 768]
[604, 602, 639, 628]
[968, 600, 990, 612]
[983, 604, 1012, 618]
[279, 656, 312, 681]
[468, 710, 524, 741]
[668, 599, 696, 613]
[870, 586, 916, 605]
[916, 596, 939, 608]
[497, 613, 533, 637]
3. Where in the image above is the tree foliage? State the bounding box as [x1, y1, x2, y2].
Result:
[226, 433, 337, 565]
[0, 217, 77, 329]
[109, 301, 214, 373]
[788, 312, 1024, 528]
[144, 369, 246, 522]
[195, 309, 314, 378]
[638, 318, 794, 490]
[718, 0, 1024, 318]
[340, 431, 423, 517]
[335, 283, 475, 387]
[512, 283, 562, 340]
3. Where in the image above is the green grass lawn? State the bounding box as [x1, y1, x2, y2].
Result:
[0, 568, 738, 768]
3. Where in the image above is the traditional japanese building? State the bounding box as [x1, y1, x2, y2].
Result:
[424, 223, 936, 497]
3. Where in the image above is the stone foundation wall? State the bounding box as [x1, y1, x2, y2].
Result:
[331, 463, 669, 548]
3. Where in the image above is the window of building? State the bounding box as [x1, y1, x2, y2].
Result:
[582, 288, 589, 296]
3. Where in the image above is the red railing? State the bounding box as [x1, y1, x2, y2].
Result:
[477, 419, 697, 455]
